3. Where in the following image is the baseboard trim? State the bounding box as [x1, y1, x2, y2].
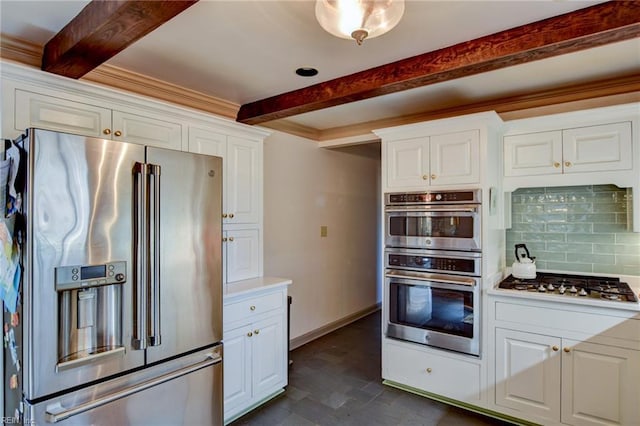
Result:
[290, 303, 381, 350]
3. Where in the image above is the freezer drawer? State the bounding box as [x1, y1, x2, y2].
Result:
[26, 347, 222, 425]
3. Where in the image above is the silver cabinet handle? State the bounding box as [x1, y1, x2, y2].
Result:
[45, 352, 221, 423]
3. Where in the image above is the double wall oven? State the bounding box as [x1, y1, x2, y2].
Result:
[384, 190, 482, 356]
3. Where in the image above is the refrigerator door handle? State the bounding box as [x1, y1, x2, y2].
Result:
[132, 162, 148, 350]
[148, 164, 162, 346]
[44, 351, 222, 423]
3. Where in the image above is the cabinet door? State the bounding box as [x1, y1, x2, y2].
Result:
[223, 325, 252, 418]
[504, 131, 562, 177]
[385, 137, 430, 188]
[15, 90, 112, 138]
[430, 130, 480, 186]
[495, 328, 561, 422]
[188, 127, 227, 157]
[562, 122, 632, 174]
[225, 228, 261, 283]
[112, 111, 182, 150]
[561, 339, 640, 426]
[251, 314, 286, 398]
[226, 136, 262, 224]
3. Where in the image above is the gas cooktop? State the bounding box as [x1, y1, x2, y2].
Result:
[498, 273, 639, 303]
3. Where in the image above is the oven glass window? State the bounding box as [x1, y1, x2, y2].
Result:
[388, 215, 474, 239]
[390, 283, 474, 338]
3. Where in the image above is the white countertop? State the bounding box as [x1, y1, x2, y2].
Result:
[224, 276, 292, 298]
[490, 269, 640, 313]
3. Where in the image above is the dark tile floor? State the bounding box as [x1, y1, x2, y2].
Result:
[231, 310, 515, 426]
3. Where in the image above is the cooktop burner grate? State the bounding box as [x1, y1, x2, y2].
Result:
[498, 272, 638, 303]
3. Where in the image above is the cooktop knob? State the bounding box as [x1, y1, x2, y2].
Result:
[537, 284, 547, 292]
[578, 288, 588, 297]
[569, 285, 578, 294]
[547, 283, 555, 291]
[558, 285, 566, 294]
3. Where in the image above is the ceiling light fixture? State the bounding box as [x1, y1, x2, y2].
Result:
[315, 0, 405, 46]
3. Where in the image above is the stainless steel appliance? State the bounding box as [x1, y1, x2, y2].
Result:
[3, 129, 223, 424]
[384, 190, 481, 251]
[385, 269, 480, 355]
[384, 189, 483, 356]
[498, 273, 639, 303]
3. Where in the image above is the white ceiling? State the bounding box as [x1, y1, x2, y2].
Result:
[1, 0, 638, 134]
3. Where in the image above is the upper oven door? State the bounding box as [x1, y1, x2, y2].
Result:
[385, 205, 481, 251]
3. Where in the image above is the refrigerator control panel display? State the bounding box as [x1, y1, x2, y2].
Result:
[55, 261, 126, 291]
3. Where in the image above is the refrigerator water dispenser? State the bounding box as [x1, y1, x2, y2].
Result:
[55, 262, 127, 371]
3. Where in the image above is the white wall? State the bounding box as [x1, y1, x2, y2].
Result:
[263, 131, 381, 341]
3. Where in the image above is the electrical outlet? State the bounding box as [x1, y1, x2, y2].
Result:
[320, 226, 328, 237]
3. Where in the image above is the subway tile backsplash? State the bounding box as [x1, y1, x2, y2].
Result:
[506, 185, 640, 276]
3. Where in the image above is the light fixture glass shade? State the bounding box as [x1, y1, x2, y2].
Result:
[315, 0, 405, 45]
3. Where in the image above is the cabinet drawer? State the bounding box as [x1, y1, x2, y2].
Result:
[494, 302, 640, 344]
[224, 291, 284, 325]
[383, 342, 481, 402]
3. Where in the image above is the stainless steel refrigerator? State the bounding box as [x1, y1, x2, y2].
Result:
[3, 128, 223, 424]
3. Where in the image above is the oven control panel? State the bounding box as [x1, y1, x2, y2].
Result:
[386, 189, 481, 205]
[387, 252, 480, 276]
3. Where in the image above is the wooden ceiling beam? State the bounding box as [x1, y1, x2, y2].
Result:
[42, 0, 198, 79]
[237, 1, 640, 125]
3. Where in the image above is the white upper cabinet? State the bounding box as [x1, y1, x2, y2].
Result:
[385, 137, 430, 188]
[111, 110, 181, 149]
[188, 127, 262, 226]
[15, 90, 111, 138]
[430, 130, 480, 186]
[188, 126, 264, 284]
[502, 104, 639, 231]
[504, 130, 562, 177]
[226, 136, 262, 225]
[385, 131, 480, 189]
[504, 122, 632, 177]
[377, 111, 501, 192]
[562, 122, 632, 173]
[14, 89, 182, 150]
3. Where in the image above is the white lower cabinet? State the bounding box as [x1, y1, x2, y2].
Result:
[495, 325, 640, 425]
[382, 340, 482, 403]
[223, 284, 288, 424]
[495, 329, 561, 420]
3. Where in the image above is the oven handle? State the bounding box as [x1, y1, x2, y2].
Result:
[385, 206, 478, 213]
[385, 269, 477, 287]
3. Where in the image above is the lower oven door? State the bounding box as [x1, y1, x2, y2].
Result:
[385, 270, 480, 356]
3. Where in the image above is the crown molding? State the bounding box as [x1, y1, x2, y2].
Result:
[316, 74, 640, 142]
[0, 34, 41, 67]
[83, 66, 239, 120]
[259, 119, 320, 140]
[0, 33, 239, 121]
